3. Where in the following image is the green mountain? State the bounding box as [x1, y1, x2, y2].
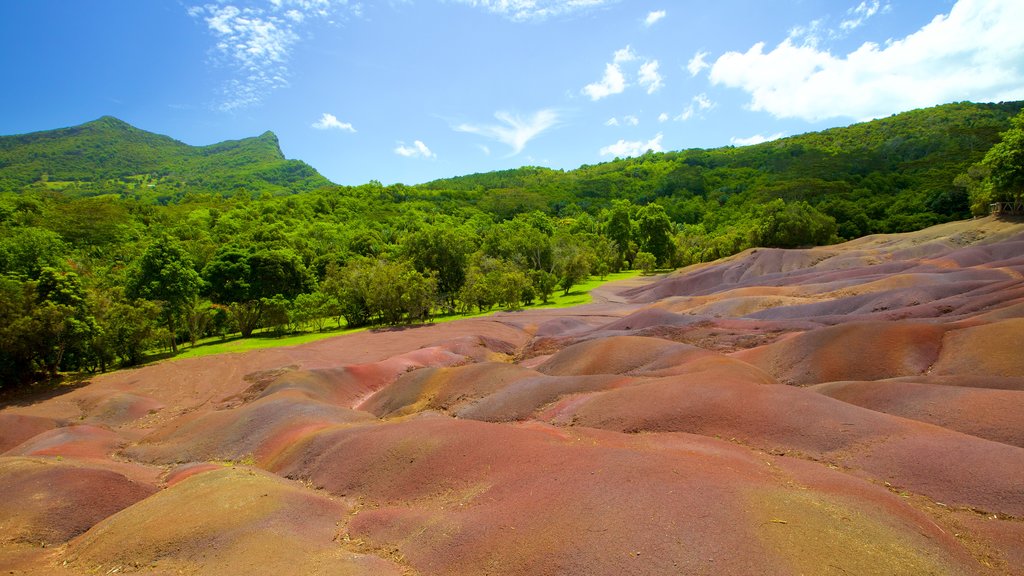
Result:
[0, 116, 332, 196]
[418, 101, 1024, 233]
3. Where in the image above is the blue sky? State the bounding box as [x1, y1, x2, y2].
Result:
[2, 0, 1023, 185]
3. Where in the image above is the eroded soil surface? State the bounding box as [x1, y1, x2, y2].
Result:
[3, 216, 1024, 575]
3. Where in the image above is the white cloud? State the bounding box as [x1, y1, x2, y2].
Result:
[187, 1, 357, 111]
[311, 112, 355, 132]
[638, 60, 663, 94]
[657, 112, 669, 123]
[686, 50, 710, 77]
[730, 133, 785, 146]
[394, 140, 436, 159]
[583, 62, 627, 100]
[675, 93, 715, 121]
[451, 0, 611, 21]
[583, 45, 643, 101]
[644, 10, 666, 27]
[455, 109, 560, 155]
[606, 115, 639, 127]
[613, 45, 637, 63]
[840, 1, 889, 32]
[709, 0, 1024, 122]
[599, 133, 664, 157]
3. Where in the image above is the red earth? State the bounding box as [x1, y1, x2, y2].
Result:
[2, 216, 1024, 575]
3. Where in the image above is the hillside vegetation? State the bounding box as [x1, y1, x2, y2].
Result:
[0, 116, 330, 197]
[1, 101, 1022, 386]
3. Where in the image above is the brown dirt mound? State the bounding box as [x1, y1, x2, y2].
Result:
[732, 321, 947, 385]
[812, 380, 1024, 447]
[541, 372, 1024, 516]
[0, 457, 156, 546]
[75, 391, 165, 427]
[362, 362, 539, 418]
[0, 413, 63, 453]
[3, 424, 124, 460]
[536, 335, 715, 376]
[932, 318, 1024, 377]
[270, 417, 974, 576]
[125, 390, 374, 466]
[64, 466, 404, 576]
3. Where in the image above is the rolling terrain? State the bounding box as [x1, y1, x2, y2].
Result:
[2, 215, 1024, 574]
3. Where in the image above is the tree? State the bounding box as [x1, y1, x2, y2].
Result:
[33, 268, 97, 375]
[0, 276, 39, 385]
[202, 246, 313, 337]
[0, 227, 68, 279]
[183, 296, 214, 347]
[636, 203, 675, 266]
[750, 199, 837, 249]
[127, 236, 202, 352]
[292, 291, 331, 332]
[981, 110, 1024, 212]
[635, 252, 657, 275]
[553, 236, 593, 296]
[321, 259, 373, 328]
[402, 225, 472, 311]
[604, 200, 634, 268]
[91, 289, 161, 367]
[529, 270, 558, 304]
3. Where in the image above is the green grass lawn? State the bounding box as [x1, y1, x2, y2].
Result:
[166, 269, 644, 361]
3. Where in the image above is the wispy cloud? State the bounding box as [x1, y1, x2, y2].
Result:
[731, 133, 784, 146]
[638, 60, 663, 94]
[394, 140, 436, 159]
[840, 1, 889, 32]
[644, 10, 666, 27]
[686, 50, 710, 77]
[675, 93, 715, 121]
[657, 112, 669, 123]
[312, 112, 356, 132]
[187, 1, 357, 111]
[599, 133, 664, 157]
[605, 115, 639, 127]
[451, 0, 613, 22]
[709, 0, 1024, 122]
[455, 109, 560, 156]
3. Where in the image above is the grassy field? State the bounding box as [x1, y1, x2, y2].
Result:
[170, 270, 644, 361]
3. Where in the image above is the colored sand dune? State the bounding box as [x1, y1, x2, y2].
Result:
[2, 216, 1024, 575]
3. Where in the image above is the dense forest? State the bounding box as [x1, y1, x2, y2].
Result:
[2, 101, 1023, 387]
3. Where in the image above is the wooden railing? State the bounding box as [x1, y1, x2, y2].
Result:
[990, 200, 1024, 215]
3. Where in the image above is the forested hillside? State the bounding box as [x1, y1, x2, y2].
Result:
[1, 101, 1022, 386]
[0, 116, 330, 197]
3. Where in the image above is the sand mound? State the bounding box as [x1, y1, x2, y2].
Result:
[932, 318, 1024, 377]
[536, 335, 715, 376]
[732, 321, 947, 385]
[540, 372, 1024, 516]
[362, 362, 539, 418]
[812, 379, 1024, 447]
[64, 466, 404, 576]
[3, 424, 124, 460]
[269, 417, 974, 576]
[75, 391, 164, 428]
[0, 457, 156, 546]
[0, 413, 63, 452]
[125, 391, 374, 466]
